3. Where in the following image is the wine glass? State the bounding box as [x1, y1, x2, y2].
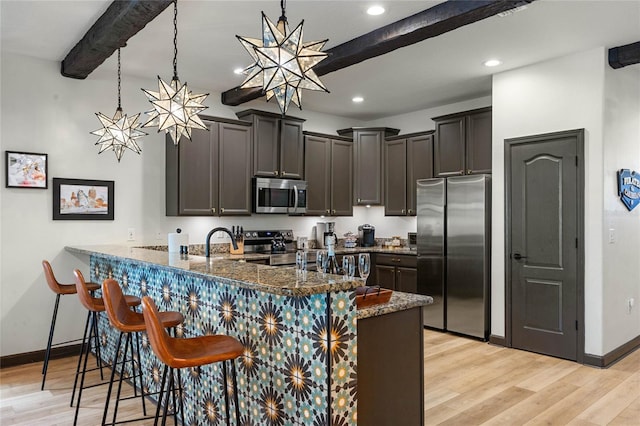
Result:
[358, 253, 371, 282]
[316, 250, 328, 273]
[342, 255, 356, 278]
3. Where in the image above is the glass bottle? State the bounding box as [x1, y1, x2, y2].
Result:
[325, 236, 342, 275]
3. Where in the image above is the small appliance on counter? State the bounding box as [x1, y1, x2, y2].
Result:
[358, 224, 375, 247]
[316, 222, 336, 248]
[230, 226, 244, 255]
[408, 232, 417, 250]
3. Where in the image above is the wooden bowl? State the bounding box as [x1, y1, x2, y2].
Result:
[355, 286, 392, 309]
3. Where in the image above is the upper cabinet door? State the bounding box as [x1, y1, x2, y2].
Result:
[354, 130, 384, 205]
[218, 123, 252, 216]
[465, 109, 492, 174]
[407, 133, 434, 215]
[434, 116, 465, 177]
[279, 120, 304, 179]
[252, 115, 279, 177]
[304, 135, 331, 215]
[330, 139, 353, 216]
[167, 124, 218, 216]
[384, 139, 408, 216]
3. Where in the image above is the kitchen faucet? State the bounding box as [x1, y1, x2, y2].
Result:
[205, 227, 238, 258]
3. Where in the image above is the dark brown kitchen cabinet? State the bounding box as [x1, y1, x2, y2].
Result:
[384, 131, 434, 216]
[374, 253, 417, 293]
[337, 127, 399, 206]
[236, 109, 305, 179]
[166, 116, 252, 216]
[433, 107, 492, 177]
[303, 132, 353, 216]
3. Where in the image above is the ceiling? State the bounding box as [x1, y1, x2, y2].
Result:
[1, 0, 639, 120]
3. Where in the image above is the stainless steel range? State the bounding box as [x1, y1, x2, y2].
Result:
[243, 229, 316, 268]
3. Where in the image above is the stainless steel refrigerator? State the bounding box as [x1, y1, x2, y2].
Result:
[416, 175, 491, 339]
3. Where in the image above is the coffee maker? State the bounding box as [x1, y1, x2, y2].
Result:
[316, 221, 336, 248]
[358, 224, 376, 247]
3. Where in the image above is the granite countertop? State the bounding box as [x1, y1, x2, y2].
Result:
[357, 292, 433, 320]
[66, 245, 363, 297]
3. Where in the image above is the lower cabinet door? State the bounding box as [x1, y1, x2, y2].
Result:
[375, 265, 396, 290]
[396, 267, 418, 293]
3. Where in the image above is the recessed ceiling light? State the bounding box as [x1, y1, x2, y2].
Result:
[367, 6, 385, 16]
[352, 96, 364, 103]
[483, 59, 502, 67]
[233, 67, 244, 75]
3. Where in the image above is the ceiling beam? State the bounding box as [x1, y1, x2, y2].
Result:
[61, 0, 173, 79]
[221, 0, 536, 106]
[608, 41, 640, 69]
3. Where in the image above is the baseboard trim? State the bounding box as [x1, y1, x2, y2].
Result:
[0, 344, 81, 369]
[489, 334, 506, 347]
[584, 335, 640, 368]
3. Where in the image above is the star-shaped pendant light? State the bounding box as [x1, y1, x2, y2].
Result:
[237, 0, 329, 115]
[142, 0, 208, 145]
[91, 48, 146, 162]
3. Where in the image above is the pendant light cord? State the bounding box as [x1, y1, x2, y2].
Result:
[279, 0, 287, 24]
[117, 48, 122, 111]
[173, 0, 178, 81]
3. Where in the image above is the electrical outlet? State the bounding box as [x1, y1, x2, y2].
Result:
[127, 228, 135, 241]
[608, 228, 616, 244]
[628, 298, 635, 314]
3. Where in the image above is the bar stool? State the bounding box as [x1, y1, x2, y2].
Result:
[41, 260, 101, 391]
[141, 296, 244, 426]
[72, 269, 141, 426]
[101, 279, 184, 426]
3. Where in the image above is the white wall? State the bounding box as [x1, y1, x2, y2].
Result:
[492, 47, 607, 355]
[602, 62, 640, 354]
[365, 96, 491, 133]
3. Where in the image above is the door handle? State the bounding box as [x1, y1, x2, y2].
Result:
[512, 253, 528, 260]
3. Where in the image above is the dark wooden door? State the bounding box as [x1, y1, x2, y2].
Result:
[434, 116, 465, 177]
[466, 109, 492, 174]
[279, 119, 304, 179]
[384, 139, 407, 216]
[330, 139, 353, 216]
[304, 135, 330, 215]
[375, 265, 396, 290]
[218, 123, 251, 216]
[396, 267, 417, 293]
[407, 133, 434, 215]
[354, 130, 383, 205]
[175, 124, 218, 216]
[252, 115, 279, 177]
[508, 130, 582, 361]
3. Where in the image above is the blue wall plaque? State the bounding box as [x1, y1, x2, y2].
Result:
[617, 169, 639, 211]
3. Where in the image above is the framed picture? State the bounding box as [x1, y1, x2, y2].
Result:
[53, 178, 114, 220]
[5, 151, 48, 189]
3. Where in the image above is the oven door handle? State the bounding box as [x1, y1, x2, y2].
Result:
[291, 185, 298, 214]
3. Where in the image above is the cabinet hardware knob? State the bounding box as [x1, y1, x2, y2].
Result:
[402, 209, 405, 214]
[459, 170, 464, 175]
[357, 198, 361, 203]
[467, 169, 472, 174]
[274, 170, 279, 176]
[408, 209, 413, 214]
[212, 207, 216, 213]
[282, 170, 285, 175]
[221, 208, 225, 213]
[332, 209, 336, 214]
[326, 209, 330, 214]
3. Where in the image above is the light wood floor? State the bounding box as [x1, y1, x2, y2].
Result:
[1, 330, 638, 425]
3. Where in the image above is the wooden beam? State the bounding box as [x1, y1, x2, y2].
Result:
[608, 41, 640, 69]
[221, 0, 536, 106]
[61, 0, 173, 79]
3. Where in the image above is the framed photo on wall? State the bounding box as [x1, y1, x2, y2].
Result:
[5, 151, 48, 189]
[53, 178, 114, 220]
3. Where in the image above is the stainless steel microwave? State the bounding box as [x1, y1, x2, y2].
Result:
[253, 178, 307, 214]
